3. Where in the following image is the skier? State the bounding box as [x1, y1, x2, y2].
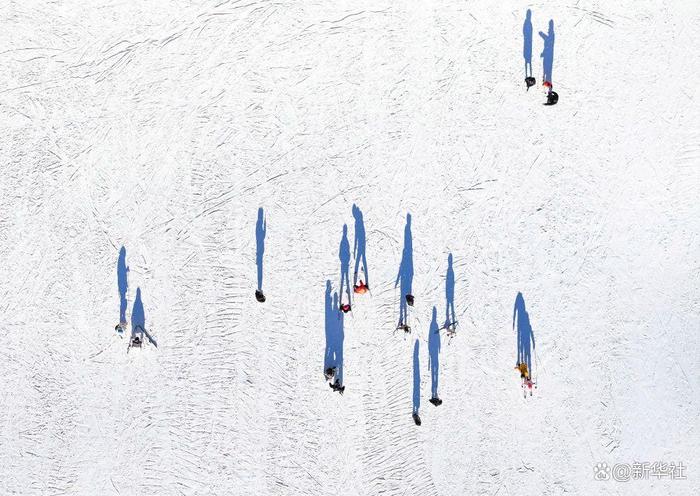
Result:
[523, 9, 535, 88]
[353, 280, 368, 294]
[524, 377, 535, 396]
[543, 81, 559, 105]
[330, 378, 345, 394]
[516, 362, 530, 380]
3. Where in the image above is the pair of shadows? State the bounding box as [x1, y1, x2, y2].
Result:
[413, 307, 443, 426]
[523, 10, 555, 83]
[323, 280, 345, 392]
[338, 204, 369, 310]
[523, 9, 557, 104]
[514, 292, 535, 374]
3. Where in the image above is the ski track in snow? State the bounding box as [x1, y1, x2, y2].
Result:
[1, 1, 699, 495]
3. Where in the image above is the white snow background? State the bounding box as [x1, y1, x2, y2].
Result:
[1, 1, 698, 495]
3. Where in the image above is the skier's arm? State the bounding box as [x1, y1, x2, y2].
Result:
[531, 330, 535, 349]
[539, 31, 546, 40]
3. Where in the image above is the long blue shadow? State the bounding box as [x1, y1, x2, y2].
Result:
[445, 253, 456, 327]
[395, 213, 413, 326]
[255, 207, 266, 292]
[339, 224, 352, 305]
[131, 287, 157, 347]
[523, 9, 533, 78]
[117, 246, 129, 323]
[131, 287, 145, 340]
[323, 281, 345, 384]
[352, 204, 368, 287]
[412, 338, 420, 415]
[513, 292, 536, 373]
[333, 292, 344, 385]
[539, 19, 555, 84]
[428, 307, 441, 399]
[324, 281, 333, 371]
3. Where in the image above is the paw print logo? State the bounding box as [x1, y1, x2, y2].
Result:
[594, 462, 611, 481]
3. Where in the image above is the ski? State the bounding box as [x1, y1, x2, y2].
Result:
[435, 321, 458, 333]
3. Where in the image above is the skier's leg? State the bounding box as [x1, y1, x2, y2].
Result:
[257, 258, 263, 291]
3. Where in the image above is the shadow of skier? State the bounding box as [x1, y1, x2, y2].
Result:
[117, 246, 129, 323]
[524, 9, 533, 79]
[539, 19, 555, 85]
[514, 292, 535, 374]
[413, 338, 420, 418]
[131, 288, 157, 347]
[428, 307, 441, 402]
[352, 204, 368, 287]
[395, 213, 413, 327]
[339, 224, 352, 306]
[323, 280, 344, 385]
[255, 207, 266, 293]
[131, 287, 145, 342]
[445, 253, 456, 328]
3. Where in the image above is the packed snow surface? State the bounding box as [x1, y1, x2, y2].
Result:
[1, 1, 698, 495]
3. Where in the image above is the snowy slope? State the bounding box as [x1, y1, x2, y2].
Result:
[1, 1, 698, 495]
